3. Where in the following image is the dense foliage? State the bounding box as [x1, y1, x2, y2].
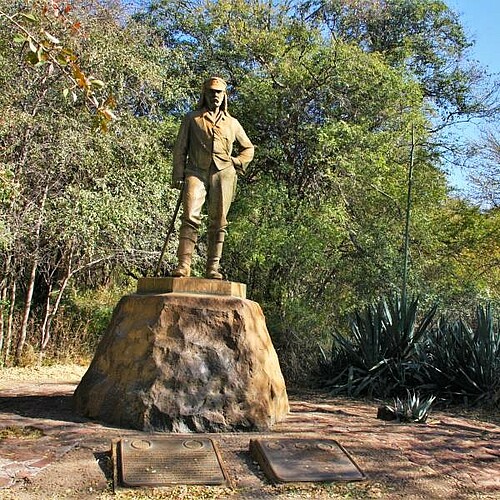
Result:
[318, 297, 499, 406]
[0, 0, 179, 363]
[0, 0, 499, 395]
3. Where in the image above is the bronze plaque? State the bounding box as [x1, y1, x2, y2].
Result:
[249, 438, 365, 483]
[118, 437, 228, 487]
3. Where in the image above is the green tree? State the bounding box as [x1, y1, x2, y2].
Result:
[300, 0, 499, 127]
[141, 0, 499, 381]
[143, 0, 447, 378]
[0, 0, 179, 364]
[2, 0, 498, 379]
[468, 130, 500, 208]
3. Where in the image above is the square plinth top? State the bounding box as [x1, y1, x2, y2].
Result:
[136, 277, 246, 299]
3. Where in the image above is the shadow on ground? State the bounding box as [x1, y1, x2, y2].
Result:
[0, 395, 85, 423]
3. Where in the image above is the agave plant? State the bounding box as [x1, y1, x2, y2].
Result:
[379, 390, 436, 423]
[318, 294, 437, 397]
[426, 304, 500, 405]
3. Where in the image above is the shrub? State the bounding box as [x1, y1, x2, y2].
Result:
[317, 298, 499, 407]
[424, 304, 500, 405]
[317, 294, 436, 397]
[377, 390, 437, 423]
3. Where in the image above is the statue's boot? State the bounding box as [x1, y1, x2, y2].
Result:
[172, 227, 197, 277]
[205, 232, 224, 280]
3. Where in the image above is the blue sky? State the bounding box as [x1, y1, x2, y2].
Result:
[447, 0, 500, 76]
[445, 1, 500, 191]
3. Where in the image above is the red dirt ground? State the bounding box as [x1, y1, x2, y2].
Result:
[0, 365, 499, 499]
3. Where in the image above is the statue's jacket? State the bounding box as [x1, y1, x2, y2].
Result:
[172, 108, 254, 182]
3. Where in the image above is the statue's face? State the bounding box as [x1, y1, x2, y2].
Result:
[205, 88, 225, 110]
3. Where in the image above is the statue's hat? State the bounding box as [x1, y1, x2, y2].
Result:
[204, 77, 227, 91]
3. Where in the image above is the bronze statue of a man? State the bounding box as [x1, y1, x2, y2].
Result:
[171, 76, 254, 279]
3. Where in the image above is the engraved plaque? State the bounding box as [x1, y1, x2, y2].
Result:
[119, 437, 228, 487]
[250, 438, 365, 483]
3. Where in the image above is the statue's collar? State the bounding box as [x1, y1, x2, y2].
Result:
[202, 108, 227, 124]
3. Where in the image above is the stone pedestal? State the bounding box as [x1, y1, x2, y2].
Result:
[73, 279, 289, 432]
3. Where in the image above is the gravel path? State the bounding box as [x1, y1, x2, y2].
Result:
[0, 365, 499, 499]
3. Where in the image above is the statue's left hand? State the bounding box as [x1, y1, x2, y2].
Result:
[232, 158, 244, 175]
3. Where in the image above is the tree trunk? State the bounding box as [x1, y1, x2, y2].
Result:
[40, 281, 54, 354]
[15, 186, 48, 364]
[40, 267, 72, 351]
[16, 258, 38, 363]
[4, 282, 16, 366]
[0, 254, 13, 365]
[40, 245, 75, 353]
[0, 287, 6, 365]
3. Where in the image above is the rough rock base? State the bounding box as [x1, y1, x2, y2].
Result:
[73, 292, 289, 432]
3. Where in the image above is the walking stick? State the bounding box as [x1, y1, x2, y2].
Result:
[154, 187, 183, 277]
